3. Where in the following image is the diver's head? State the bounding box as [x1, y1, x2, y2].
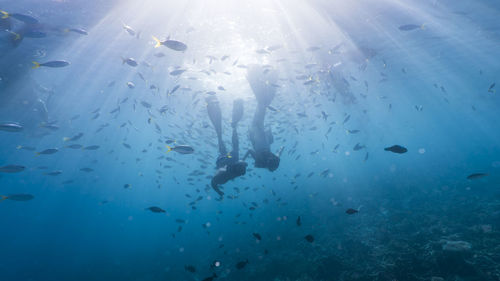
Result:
[265, 152, 280, 172]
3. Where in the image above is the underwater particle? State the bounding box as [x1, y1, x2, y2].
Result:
[0, 122, 23, 132]
[0, 164, 25, 173]
[0, 194, 34, 202]
[418, 148, 426, 154]
[345, 208, 359, 215]
[166, 145, 194, 154]
[304, 234, 314, 243]
[252, 233, 262, 241]
[384, 145, 407, 154]
[235, 259, 249, 270]
[32, 60, 70, 69]
[36, 148, 58, 156]
[466, 173, 488, 180]
[184, 265, 196, 273]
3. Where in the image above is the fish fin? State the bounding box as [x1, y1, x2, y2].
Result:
[152, 36, 161, 48]
[0, 195, 7, 202]
[166, 145, 172, 153]
[32, 61, 40, 69]
[16, 145, 22, 150]
[0, 10, 9, 19]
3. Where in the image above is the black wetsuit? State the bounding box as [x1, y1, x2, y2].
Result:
[207, 97, 247, 197]
[243, 65, 282, 171]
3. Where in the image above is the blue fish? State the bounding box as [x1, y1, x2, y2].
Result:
[32, 60, 70, 69]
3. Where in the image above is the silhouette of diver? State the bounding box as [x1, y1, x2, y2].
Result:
[207, 96, 247, 197]
[243, 65, 283, 172]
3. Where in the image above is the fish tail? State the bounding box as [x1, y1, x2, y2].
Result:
[63, 137, 70, 142]
[166, 145, 172, 153]
[420, 23, 426, 30]
[0, 195, 7, 202]
[63, 28, 70, 33]
[0, 10, 9, 19]
[16, 145, 22, 150]
[35, 152, 40, 157]
[32, 61, 40, 69]
[152, 36, 161, 48]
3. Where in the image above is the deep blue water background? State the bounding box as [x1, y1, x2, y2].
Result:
[1, 0, 500, 280]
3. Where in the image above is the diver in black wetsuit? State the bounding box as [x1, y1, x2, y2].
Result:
[243, 65, 283, 172]
[207, 96, 248, 198]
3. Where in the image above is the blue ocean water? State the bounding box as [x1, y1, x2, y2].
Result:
[1, 0, 500, 280]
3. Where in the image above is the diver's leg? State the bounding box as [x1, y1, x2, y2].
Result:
[230, 99, 244, 160]
[247, 65, 278, 107]
[206, 96, 226, 155]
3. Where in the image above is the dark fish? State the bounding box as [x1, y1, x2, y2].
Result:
[466, 173, 488, 180]
[201, 273, 217, 281]
[32, 60, 70, 69]
[44, 170, 62, 176]
[63, 132, 84, 142]
[345, 208, 358, 215]
[0, 165, 25, 173]
[152, 36, 188, 51]
[36, 148, 58, 155]
[1, 194, 34, 202]
[67, 28, 88, 35]
[0, 122, 23, 132]
[65, 144, 83, 149]
[296, 216, 301, 226]
[488, 83, 496, 93]
[384, 145, 407, 154]
[236, 259, 249, 270]
[167, 145, 194, 154]
[253, 233, 262, 240]
[304, 234, 314, 243]
[83, 145, 100, 150]
[343, 114, 351, 124]
[184, 265, 196, 273]
[353, 143, 365, 151]
[399, 24, 423, 31]
[16, 146, 35, 151]
[146, 206, 166, 213]
[169, 69, 186, 76]
[24, 30, 46, 38]
[0, 11, 39, 24]
[121, 57, 138, 67]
